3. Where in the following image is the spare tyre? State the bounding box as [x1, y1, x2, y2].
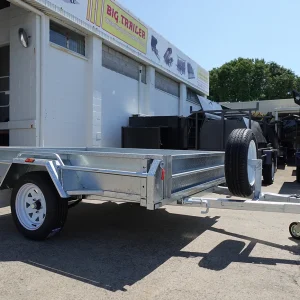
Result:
[225, 128, 258, 197]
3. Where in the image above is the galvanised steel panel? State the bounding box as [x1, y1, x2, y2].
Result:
[62, 170, 144, 197]
[172, 153, 225, 175]
[171, 168, 225, 194]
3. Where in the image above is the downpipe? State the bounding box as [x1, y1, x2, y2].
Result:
[138, 66, 142, 115]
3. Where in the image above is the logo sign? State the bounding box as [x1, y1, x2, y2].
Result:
[102, 0, 148, 54]
[86, 0, 103, 27]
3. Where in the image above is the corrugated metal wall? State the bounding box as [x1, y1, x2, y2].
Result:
[155, 72, 179, 98]
[102, 44, 146, 84]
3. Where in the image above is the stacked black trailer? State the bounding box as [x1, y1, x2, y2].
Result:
[122, 99, 278, 185]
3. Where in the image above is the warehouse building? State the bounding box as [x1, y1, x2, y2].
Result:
[0, 0, 209, 147]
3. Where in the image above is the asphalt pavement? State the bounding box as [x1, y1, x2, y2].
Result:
[0, 166, 299, 300]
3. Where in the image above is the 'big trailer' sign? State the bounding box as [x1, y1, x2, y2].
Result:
[38, 0, 209, 95]
[86, 0, 147, 53]
[102, 0, 148, 54]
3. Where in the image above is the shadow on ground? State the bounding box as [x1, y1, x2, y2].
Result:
[0, 201, 219, 291]
[0, 202, 299, 291]
[195, 228, 300, 271]
[277, 164, 286, 170]
[279, 182, 300, 194]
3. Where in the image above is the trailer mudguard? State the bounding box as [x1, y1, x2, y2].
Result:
[0, 159, 68, 198]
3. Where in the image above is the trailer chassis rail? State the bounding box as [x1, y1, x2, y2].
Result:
[179, 158, 300, 239]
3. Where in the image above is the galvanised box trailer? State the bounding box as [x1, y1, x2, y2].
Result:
[0, 129, 300, 241]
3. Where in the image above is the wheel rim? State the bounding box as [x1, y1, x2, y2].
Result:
[15, 183, 47, 231]
[247, 140, 257, 186]
[291, 224, 300, 238]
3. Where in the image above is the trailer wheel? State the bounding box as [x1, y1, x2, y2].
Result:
[263, 159, 275, 185]
[296, 167, 300, 183]
[11, 172, 68, 241]
[289, 222, 300, 240]
[225, 129, 258, 197]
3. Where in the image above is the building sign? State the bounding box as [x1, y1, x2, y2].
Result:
[197, 66, 209, 95]
[101, 0, 148, 54]
[147, 29, 210, 95]
[86, 0, 102, 27]
[34, 0, 209, 95]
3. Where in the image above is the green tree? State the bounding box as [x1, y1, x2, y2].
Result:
[209, 58, 300, 102]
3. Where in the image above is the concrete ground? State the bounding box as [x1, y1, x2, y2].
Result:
[0, 166, 299, 300]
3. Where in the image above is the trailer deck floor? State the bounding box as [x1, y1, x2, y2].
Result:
[0, 166, 299, 300]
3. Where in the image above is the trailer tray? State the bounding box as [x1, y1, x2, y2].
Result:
[0, 147, 225, 210]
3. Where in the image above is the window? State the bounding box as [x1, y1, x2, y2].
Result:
[155, 72, 179, 97]
[50, 21, 85, 56]
[102, 44, 146, 83]
[187, 88, 201, 105]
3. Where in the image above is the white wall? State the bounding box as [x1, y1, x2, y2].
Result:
[42, 19, 88, 147]
[101, 67, 145, 147]
[10, 129, 36, 146]
[150, 89, 179, 116]
[8, 5, 39, 146]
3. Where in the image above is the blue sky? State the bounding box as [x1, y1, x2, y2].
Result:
[119, 0, 300, 75]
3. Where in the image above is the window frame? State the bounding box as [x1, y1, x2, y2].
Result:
[49, 20, 86, 57]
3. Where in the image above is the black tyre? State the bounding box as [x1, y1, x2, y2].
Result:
[289, 222, 300, 240]
[11, 172, 68, 241]
[297, 167, 300, 183]
[225, 129, 258, 197]
[263, 159, 275, 185]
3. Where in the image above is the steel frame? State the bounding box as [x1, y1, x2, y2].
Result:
[182, 159, 300, 221]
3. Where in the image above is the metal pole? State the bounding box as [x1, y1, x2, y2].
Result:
[248, 110, 252, 129]
[138, 66, 142, 115]
[296, 117, 298, 151]
[263, 117, 267, 137]
[195, 113, 198, 150]
[221, 111, 225, 149]
[275, 111, 278, 133]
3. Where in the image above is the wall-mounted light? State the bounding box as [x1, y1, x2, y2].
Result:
[18, 28, 29, 48]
